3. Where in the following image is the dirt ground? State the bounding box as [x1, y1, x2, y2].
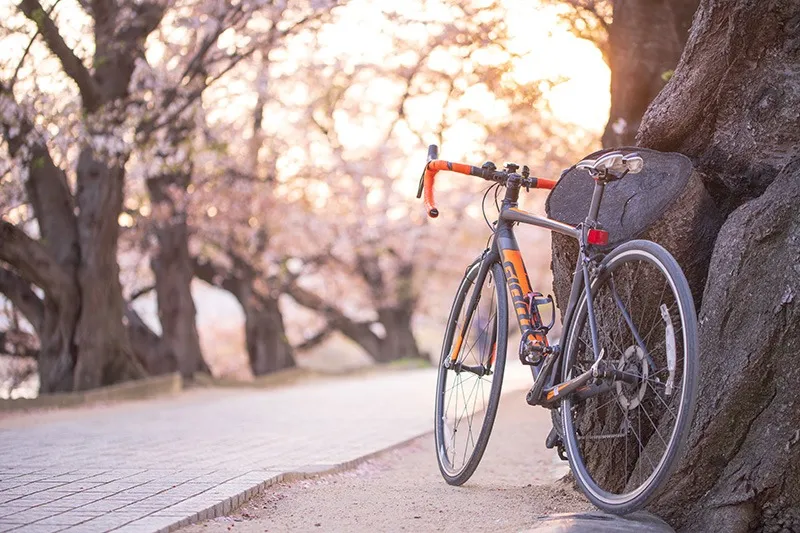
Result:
[182, 392, 592, 533]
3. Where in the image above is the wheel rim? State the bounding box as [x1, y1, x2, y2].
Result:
[563, 249, 692, 505]
[436, 267, 500, 477]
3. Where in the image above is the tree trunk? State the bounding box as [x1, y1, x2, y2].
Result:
[602, 0, 699, 147]
[243, 295, 295, 375]
[549, 0, 800, 528]
[0, 221, 80, 393]
[72, 150, 144, 390]
[148, 174, 208, 380]
[193, 258, 296, 376]
[4, 0, 166, 393]
[374, 306, 422, 363]
[625, 0, 800, 528]
[636, 0, 800, 214]
[651, 153, 800, 533]
[124, 306, 177, 375]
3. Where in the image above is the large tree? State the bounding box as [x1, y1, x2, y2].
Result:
[634, 0, 800, 530]
[0, 1, 167, 391]
[551, 0, 800, 530]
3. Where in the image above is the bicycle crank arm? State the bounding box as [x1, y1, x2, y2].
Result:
[572, 381, 613, 402]
[539, 367, 596, 407]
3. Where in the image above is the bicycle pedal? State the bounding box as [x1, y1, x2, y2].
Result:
[519, 337, 547, 366]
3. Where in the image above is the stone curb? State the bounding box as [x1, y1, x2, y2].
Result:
[155, 430, 433, 533]
[0, 373, 182, 413]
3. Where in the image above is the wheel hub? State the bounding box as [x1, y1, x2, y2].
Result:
[615, 345, 648, 410]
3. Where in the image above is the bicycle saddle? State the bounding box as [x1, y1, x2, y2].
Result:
[575, 151, 644, 175]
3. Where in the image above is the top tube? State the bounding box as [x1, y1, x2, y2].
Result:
[501, 207, 581, 240]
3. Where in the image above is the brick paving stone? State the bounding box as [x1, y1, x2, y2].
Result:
[0, 366, 532, 532]
[3, 524, 64, 533]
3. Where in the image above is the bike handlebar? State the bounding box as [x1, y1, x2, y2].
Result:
[417, 144, 558, 219]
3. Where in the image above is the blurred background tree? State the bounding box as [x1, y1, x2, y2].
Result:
[0, 0, 607, 395]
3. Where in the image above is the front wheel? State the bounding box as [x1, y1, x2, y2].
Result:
[561, 240, 698, 514]
[434, 260, 508, 485]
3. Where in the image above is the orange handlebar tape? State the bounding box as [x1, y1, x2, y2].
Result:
[533, 177, 558, 190]
[423, 166, 439, 218]
[423, 160, 483, 218]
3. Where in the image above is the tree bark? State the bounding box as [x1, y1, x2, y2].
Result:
[654, 158, 800, 532]
[637, 0, 800, 213]
[72, 150, 144, 390]
[602, 0, 699, 147]
[243, 292, 295, 375]
[374, 306, 422, 363]
[193, 258, 296, 375]
[147, 174, 208, 380]
[628, 2, 800, 527]
[124, 306, 177, 375]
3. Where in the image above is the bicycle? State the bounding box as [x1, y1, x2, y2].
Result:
[418, 145, 698, 514]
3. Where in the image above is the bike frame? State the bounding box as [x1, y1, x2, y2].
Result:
[483, 173, 612, 406]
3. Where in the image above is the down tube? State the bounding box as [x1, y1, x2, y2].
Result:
[495, 224, 547, 348]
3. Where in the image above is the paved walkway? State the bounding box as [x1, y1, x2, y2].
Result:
[0, 367, 532, 533]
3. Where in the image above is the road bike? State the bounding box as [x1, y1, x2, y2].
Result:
[419, 146, 698, 514]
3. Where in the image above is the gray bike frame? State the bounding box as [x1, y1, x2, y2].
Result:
[484, 176, 610, 402]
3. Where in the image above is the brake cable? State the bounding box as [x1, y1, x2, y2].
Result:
[481, 182, 499, 232]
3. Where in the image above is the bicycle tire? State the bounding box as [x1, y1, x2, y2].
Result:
[434, 260, 508, 485]
[561, 239, 698, 513]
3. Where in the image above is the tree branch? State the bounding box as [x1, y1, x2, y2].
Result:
[295, 324, 332, 352]
[285, 282, 382, 358]
[0, 221, 75, 304]
[18, 0, 101, 110]
[1, 79, 79, 268]
[128, 284, 155, 302]
[0, 267, 44, 333]
[192, 256, 243, 299]
[11, 0, 65, 89]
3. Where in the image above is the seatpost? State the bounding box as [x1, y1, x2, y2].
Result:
[586, 179, 606, 226]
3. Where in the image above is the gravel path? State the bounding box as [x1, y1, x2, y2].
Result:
[182, 392, 592, 533]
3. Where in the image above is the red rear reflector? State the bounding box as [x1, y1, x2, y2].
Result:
[588, 229, 609, 245]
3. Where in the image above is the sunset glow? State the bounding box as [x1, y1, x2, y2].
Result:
[505, 1, 610, 132]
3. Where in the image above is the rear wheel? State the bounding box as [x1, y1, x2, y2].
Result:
[561, 240, 698, 513]
[434, 260, 507, 485]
